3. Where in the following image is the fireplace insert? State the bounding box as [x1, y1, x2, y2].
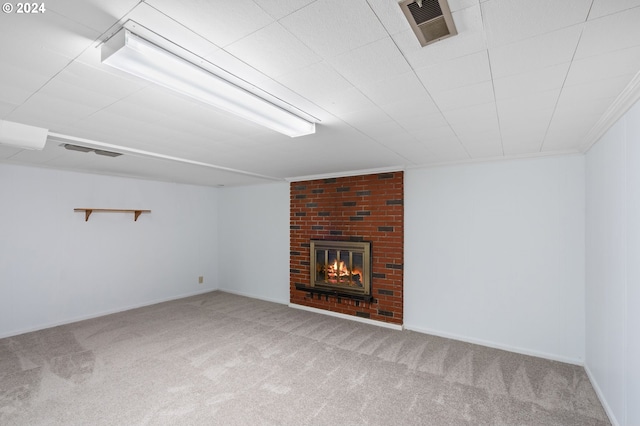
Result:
[308, 240, 371, 297]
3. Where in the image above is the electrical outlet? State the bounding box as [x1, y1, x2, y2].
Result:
[198, 276, 204, 284]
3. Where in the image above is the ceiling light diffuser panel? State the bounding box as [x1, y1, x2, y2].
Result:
[101, 28, 316, 137]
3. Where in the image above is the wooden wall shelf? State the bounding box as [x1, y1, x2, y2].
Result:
[74, 208, 151, 222]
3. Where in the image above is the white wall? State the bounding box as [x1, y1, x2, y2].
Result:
[217, 182, 289, 304]
[404, 156, 586, 364]
[0, 164, 219, 338]
[585, 101, 640, 426]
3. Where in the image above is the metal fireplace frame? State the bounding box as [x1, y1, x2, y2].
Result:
[308, 239, 372, 298]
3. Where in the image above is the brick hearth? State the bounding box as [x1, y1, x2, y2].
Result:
[290, 172, 403, 325]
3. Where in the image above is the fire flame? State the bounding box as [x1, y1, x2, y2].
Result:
[326, 260, 362, 284]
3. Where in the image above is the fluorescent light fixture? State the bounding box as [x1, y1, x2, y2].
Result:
[101, 28, 315, 137]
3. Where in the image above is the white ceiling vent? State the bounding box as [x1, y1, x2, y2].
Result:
[399, 0, 457, 47]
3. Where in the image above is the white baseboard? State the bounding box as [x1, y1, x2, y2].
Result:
[584, 363, 620, 426]
[218, 288, 288, 305]
[288, 303, 404, 330]
[404, 323, 583, 366]
[0, 287, 218, 339]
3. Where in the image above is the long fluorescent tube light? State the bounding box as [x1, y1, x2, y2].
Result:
[101, 28, 315, 137]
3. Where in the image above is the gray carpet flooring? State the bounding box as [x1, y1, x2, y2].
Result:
[0, 291, 609, 425]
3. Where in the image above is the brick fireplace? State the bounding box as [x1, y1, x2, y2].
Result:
[290, 172, 403, 325]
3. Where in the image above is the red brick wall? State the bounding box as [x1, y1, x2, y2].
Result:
[290, 172, 403, 325]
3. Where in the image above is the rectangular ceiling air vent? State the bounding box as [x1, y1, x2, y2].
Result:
[63, 143, 123, 157]
[399, 0, 457, 47]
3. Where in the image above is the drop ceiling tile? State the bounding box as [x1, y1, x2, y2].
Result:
[38, 79, 120, 111]
[110, 86, 199, 119]
[488, 25, 583, 79]
[225, 22, 321, 79]
[562, 73, 636, 103]
[431, 81, 495, 111]
[564, 45, 640, 86]
[395, 30, 487, 70]
[8, 92, 108, 130]
[412, 124, 458, 143]
[501, 115, 552, 138]
[254, 0, 316, 19]
[449, 0, 481, 12]
[366, 0, 412, 35]
[542, 125, 594, 152]
[358, 72, 430, 107]
[340, 107, 393, 130]
[500, 115, 550, 155]
[354, 120, 409, 142]
[145, 0, 274, 47]
[278, 62, 353, 123]
[162, 114, 256, 143]
[380, 133, 436, 163]
[420, 136, 469, 162]
[92, 99, 165, 129]
[554, 95, 616, 118]
[458, 129, 503, 158]
[396, 111, 450, 135]
[589, 0, 640, 19]
[394, 5, 486, 68]
[10, 143, 68, 165]
[72, 108, 185, 148]
[0, 10, 100, 59]
[179, 107, 270, 139]
[278, 62, 353, 104]
[0, 17, 97, 104]
[443, 102, 499, 134]
[416, 51, 491, 92]
[451, 3, 486, 32]
[496, 91, 558, 129]
[55, 62, 146, 101]
[0, 145, 21, 159]
[493, 62, 570, 101]
[387, 141, 435, 165]
[501, 116, 553, 139]
[0, 43, 75, 79]
[0, 65, 52, 105]
[70, 154, 157, 180]
[0, 101, 17, 118]
[328, 37, 412, 87]
[46, 0, 139, 33]
[380, 131, 421, 147]
[124, 3, 221, 59]
[42, 153, 107, 169]
[575, 6, 640, 59]
[502, 131, 546, 156]
[500, 118, 552, 143]
[279, 0, 388, 59]
[544, 97, 613, 149]
[496, 90, 560, 117]
[245, 129, 407, 178]
[482, 0, 591, 48]
[381, 98, 442, 129]
[313, 87, 377, 116]
[455, 120, 501, 140]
